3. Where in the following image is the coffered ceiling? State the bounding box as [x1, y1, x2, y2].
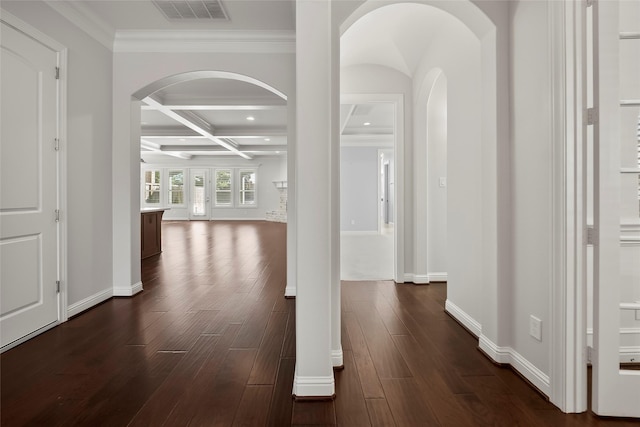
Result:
[43, 0, 398, 161]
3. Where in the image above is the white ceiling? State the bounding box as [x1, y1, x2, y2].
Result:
[45, 1, 459, 160]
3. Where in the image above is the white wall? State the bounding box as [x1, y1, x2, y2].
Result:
[426, 73, 447, 274]
[509, 0, 553, 375]
[141, 155, 287, 220]
[340, 146, 379, 232]
[2, 1, 114, 308]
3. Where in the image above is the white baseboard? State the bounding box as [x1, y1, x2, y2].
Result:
[332, 348, 344, 367]
[404, 273, 429, 284]
[403, 272, 448, 284]
[292, 373, 335, 398]
[113, 281, 143, 297]
[67, 288, 113, 317]
[479, 334, 551, 398]
[445, 299, 482, 337]
[285, 285, 296, 298]
[428, 272, 448, 282]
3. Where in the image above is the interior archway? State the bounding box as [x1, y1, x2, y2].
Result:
[339, 0, 502, 366]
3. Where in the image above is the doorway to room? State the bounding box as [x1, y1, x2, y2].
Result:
[339, 100, 399, 282]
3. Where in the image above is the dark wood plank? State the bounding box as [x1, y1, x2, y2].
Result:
[343, 311, 385, 399]
[365, 399, 396, 427]
[334, 350, 371, 426]
[267, 357, 296, 427]
[233, 385, 273, 427]
[248, 311, 289, 385]
[2, 222, 634, 427]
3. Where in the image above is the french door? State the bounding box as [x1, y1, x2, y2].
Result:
[189, 169, 210, 220]
[590, 0, 640, 416]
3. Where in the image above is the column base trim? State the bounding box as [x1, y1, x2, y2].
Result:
[292, 373, 335, 398]
[113, 281, 143, 297]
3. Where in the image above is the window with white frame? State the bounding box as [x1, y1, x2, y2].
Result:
[215, 169, 232, 207]
[238, 170, 257, 206]
[168, 170, 185, 206]
[144, 169, 161, 205]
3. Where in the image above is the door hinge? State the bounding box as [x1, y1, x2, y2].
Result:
[586, 0, 595, 8]
[54, 138, 60, 151]
[55, 209, 60, 223]
[56, 280, 61, 293]
[587, 346, 593, 364]
[586, 225, 596, 245]
[55, 67, 60, 80]
[586, 108, 598, 125]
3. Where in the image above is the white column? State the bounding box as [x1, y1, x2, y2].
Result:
[112, 96, 143, 297]
[292, 0, 338, 398]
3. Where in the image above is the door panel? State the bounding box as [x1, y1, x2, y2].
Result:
[0, 21, 59, 349]
[591, 0, 640, 416]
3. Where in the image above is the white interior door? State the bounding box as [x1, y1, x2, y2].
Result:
[189, 169, 209, 220]
[1, 20, 60, 349]
[591, 0, 640, 416]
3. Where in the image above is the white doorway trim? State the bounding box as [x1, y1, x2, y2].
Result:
[548, 0, 588, 413]
[341, 93, 404, 283]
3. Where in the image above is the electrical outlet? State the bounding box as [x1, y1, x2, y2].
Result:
[439, 177, 447, 188]
[529, 315, 542, 341]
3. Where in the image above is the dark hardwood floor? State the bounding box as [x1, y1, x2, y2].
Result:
[1, 220, 637, 426]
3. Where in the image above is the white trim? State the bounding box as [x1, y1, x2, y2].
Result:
[428, 272, 448, 282]
[292, 373, 335, 398]
[445, 299, 482, 337]
[1, 9, 66, 51]
[479, 335, 552, 398]
[67, 288, 113, 318]
[284, 285, 296, 298]
[332, 349, 344, 368]
[113, 281, 143, 297]
[548, 0, 587, 414]
[114, 30, 295, 53]
[45, 0, 115, 50]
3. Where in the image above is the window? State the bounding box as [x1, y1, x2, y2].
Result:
[215, 169, 232, 206]
[144, 170, 161, 204]
[168, 170, 184, 206]
[239, 170, 256, 206]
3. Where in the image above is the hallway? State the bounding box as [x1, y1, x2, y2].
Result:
[0, 221, 636, 426]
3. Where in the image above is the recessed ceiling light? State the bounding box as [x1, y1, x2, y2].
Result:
[276, 151, 280, 154]
[265, 138, 271, 142]
[246, 116, 255, 121]
[364, 122, 371, 126]
[179, 138, 186, 142]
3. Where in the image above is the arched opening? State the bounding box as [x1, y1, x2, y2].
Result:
[339, 0, 499, 345]
[112, 66, 295, 299]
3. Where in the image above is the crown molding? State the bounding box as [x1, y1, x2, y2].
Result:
[114, 30, 295, 53]
[45, 1, 115, 50]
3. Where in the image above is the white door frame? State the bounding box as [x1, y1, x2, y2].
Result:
[341, 93, 404, 283]
[549, 0, 588, 413]
[0, 11, 68, 340]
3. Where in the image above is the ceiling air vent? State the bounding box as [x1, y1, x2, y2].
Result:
[152, 0, 229, 20]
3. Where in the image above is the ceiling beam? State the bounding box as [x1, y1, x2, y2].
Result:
[141, 104, 286, 111]
[143, 96, 252, 160]
[160, 144, 287, 152]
